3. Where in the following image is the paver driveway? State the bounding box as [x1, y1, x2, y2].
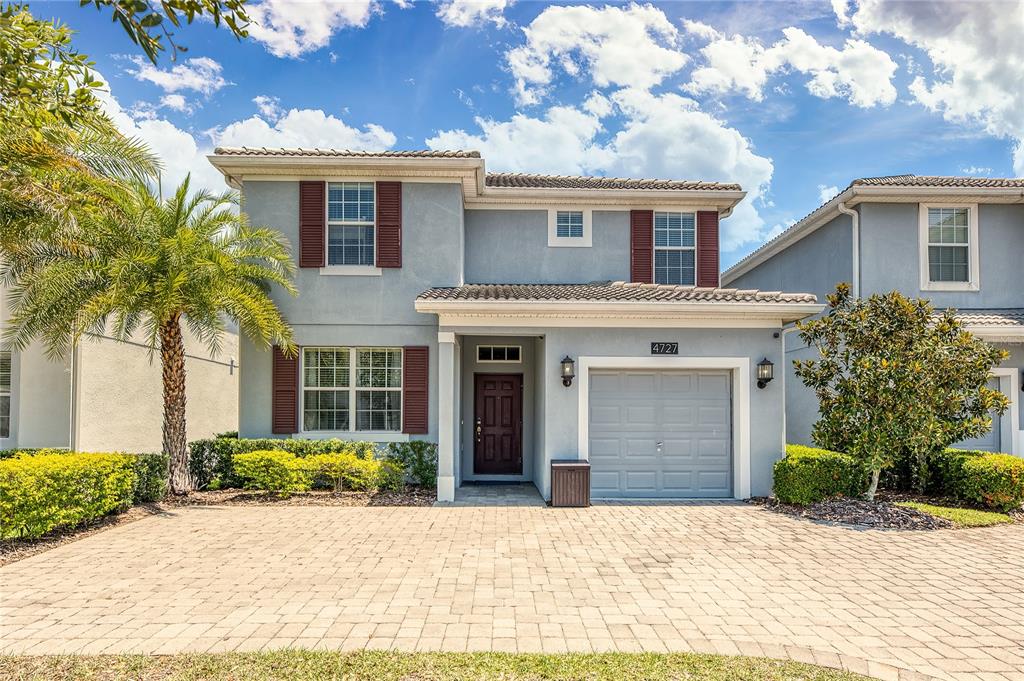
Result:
[2, 501, 1022, 681]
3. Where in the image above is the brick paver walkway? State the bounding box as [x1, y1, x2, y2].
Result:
[2, 501, 1022, 681]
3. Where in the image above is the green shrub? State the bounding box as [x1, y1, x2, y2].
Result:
[928, 449, 1024, 511]
[377, 460, 405, 492]
[773, 444, 868, 505]
[305, 453, 406, 492]
[188, 438, 380, 489]
[385, 441, 438, 487]
[232, 450, 314, 495]
[131, 453, 169, 503]
[0, 452, 136, 539]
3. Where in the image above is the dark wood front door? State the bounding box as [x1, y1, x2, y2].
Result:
[474, 373, 523, 475]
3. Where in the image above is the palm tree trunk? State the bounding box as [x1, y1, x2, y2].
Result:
[160, 315, 192, 494]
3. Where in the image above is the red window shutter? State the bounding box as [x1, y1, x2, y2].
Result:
[696, 210, 720, 288]
[630, 210, 654, 283]
[271, 346, 299, 434]
[376, 181, 402, 268]
[402, 346, 428, 434]
[299, 181, 325, 268]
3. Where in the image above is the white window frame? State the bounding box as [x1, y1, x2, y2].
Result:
[321, 181, 382, 276]
[919, 203, 980, 292]
[547, 208, 592, 247]
[0, 350, 11, 441]
[476, 345, 522, 364]
[300, 346, 405, 437]
[653, 211, 697, 287]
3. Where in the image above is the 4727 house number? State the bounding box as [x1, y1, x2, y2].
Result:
[650, 342, 679, 355]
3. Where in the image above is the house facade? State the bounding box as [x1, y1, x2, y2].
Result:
[723, 176, 1023, 456]
[0, 287, 240, 452]
[209, 148, 823, 502]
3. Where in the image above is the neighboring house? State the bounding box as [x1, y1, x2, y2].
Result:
[723, 176, 1023, 456]
[0, 286, 240, 452]
[208, 147, 823, 502]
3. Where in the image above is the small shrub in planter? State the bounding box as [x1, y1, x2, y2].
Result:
[773, 444, 868, 505]
[385, 441, 438, 488]
[0, 452, 136, 539]
[232, 450, 314, 495]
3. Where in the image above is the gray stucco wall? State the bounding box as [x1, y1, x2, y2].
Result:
[458, 335, 540, 482]
[464, 210, 630, 284]
[237, 180, 462, 441]
[539, 327, 785, 499]
[5, 346, 72, 449]
[727, 213, 854, 302]
[859, 202, 1024, 308]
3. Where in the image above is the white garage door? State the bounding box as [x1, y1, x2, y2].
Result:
[953, 378, 1002, 452]
[588, 369, 732, 498]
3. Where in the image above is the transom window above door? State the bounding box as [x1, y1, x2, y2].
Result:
[919, 204, 979, 291]
[327, 182, 375, 266]
[477, 345, 521, 363]
[654, 212, 696, 286]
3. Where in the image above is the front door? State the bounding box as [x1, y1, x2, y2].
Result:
[474, 373, 523, 475]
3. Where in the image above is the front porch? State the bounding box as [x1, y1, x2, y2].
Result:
[436, 332, 548, 502]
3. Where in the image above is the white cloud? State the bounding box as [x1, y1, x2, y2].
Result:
[959, 165, 992, 176]
[215, 109, 396, 151]
[685, 26, 897, 107]
[129, 56, 227, 95]
[428, 88, 774, 250]
[160, 94, 192, 114]
[95, 73, 395, 200]
[817, 184, 838, 203]
[252, 95, 284, 121]
[506, 3, 687, 105]
[436, 0, 511, 28]
[246, 0, 377, 58]
[840, 0, 1024, 174]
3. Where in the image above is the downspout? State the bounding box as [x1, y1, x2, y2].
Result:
[836, 201, 860, 297]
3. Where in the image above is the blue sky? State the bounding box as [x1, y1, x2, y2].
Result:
[40, 0, 1024, 267]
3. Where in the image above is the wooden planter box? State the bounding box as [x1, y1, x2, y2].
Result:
[551, 460, 590, 507]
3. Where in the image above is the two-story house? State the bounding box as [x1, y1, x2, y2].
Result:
[723, 176, 1023, 456]
[209, 147, 823, 502]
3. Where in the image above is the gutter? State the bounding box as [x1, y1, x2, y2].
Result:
[836, 201, 860, 297]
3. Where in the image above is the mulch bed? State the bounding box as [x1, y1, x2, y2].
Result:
[1, 487, 436, 566]
[750, 496, 954, 530]
[163, 487, 437, 508]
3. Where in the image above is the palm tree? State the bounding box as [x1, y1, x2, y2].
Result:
[2, 175, 296, 492]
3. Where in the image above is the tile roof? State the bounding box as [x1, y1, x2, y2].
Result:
[212, 147, 481, 158]
[485, 173, 742, 191]
[951, 309, 1024, 328]
[851, 175, 1024, 188]
[417, 282, 818, 304]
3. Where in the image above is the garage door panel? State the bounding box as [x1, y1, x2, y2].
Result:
[589, 369, 732, 498]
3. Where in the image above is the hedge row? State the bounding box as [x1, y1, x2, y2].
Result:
[0, 451, 168, 539]
[188, 437, 437, 489]
[773, 444, 1024, 510]
[233, 450, 404, 495]
[772, 445, 868, 505]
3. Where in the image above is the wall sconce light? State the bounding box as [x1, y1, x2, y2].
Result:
[561, 356, 576, 387]
[757, 357, 774, 389]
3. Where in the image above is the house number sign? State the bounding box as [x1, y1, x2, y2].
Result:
[650, 342, 679, 355]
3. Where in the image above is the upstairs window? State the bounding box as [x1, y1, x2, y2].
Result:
[919, 204, 979, 291]
[327, 182, 375, 266]
[556, 211, 584, 238]
[654, 211, 696, 286]
[0, 351, 10, 438]
[927, 207, 969, 282]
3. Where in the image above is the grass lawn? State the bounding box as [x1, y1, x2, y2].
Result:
[0, 651, 870, 680]
[895, 501, 1012, 528]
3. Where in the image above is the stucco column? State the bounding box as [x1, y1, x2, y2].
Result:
[436, 332, 457, 502]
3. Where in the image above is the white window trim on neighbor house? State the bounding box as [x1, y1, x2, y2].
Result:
[918, 202, 980, 292]
[575, 355, 751, 500]
[320, 180, 382, 277]
[299, 346, 409, 441]
[0, 350, 12, 441]
[547, 208, 592, 247]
